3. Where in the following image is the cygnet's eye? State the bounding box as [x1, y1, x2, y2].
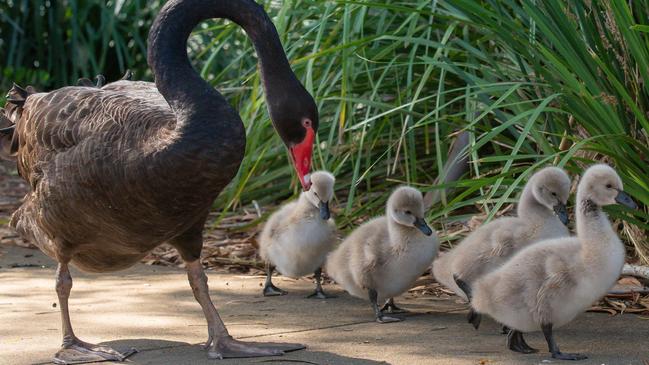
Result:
[551, 192, 557, 197]
[606, 183, 612, 189]
[405, 210, 412, 215]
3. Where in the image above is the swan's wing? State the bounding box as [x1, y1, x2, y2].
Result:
[12, 85, 174, 188]
[101, 80, 167, 106]
[522, 242, 580, 323]
[7, 83, 177, 256]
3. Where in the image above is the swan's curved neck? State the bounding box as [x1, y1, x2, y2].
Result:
[387, 219, 413, 248]
[516, 182, 550, 219]
[147, 0, 295, 128]
[575, 191, 613, 241]
[576, 188, 624, 278]
[295, 193, 317, 214]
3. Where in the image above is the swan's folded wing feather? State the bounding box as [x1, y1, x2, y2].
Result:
[14, 85, 174, 187]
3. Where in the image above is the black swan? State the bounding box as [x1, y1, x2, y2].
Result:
[2, 0, 317, 362]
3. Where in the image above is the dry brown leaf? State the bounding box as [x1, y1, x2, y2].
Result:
[618, 276, 643, 287]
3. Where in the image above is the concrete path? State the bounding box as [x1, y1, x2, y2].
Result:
[1, 245, 646, 365]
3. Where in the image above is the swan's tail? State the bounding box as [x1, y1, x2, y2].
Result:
[454, 275, 482, 330]
[1, 83, 37, 159]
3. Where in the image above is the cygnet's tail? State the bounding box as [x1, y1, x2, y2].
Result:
[432, 254, 468, 301]
[454, 275, 481, 330]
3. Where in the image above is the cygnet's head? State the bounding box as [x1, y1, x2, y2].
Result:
[578, 164, 636, 209]
[304, 170, 335, 220]
[529, 166, 572, 224]
[386, 186, 433, 236]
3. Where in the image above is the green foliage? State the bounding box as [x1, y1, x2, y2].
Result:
[1, 0, 647, 260]
[0, 0, 162, 90]
[437, 0, 649, 259]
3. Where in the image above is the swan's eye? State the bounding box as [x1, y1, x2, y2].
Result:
[313, 191, 319, 198]
[551, 192, 557, 196]
[606, 184, 612, 189]
[405, 210, 412, 215]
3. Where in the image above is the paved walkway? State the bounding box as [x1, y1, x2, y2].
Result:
[1, 245, 646, 365]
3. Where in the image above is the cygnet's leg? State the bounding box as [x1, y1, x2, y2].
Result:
[186, 260, 304, 358]
[53, 262, 137, 364]
[368, 289, 400, 323]
[380, 298, 408, 314]
[263, 262, 287, 297]
[454, 276, 481, 329]
[467, 308, 482, 330]
[506, 329, 538, 354]
[307, 267, 336, 299]
[541, 323, 587, 361]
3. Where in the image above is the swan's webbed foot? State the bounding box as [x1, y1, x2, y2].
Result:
[307, 268, 336, 299]
[183, 258, 304, 360]
[506, 329, 538, 354]
[52, 263, 137, 365]
[205, 335, 304, 359]
[53, 336, 137, 364]
[542, 323, 587, 361]
[381, 298, 408, 314]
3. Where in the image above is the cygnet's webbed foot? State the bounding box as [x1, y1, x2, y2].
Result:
[368, 289, 402, 323]
[53, 337, 137, 365]
[542, 323, 587, 361]
[381, 298, 408, 314]
[263, 264, 287, 297]
[263, 282, 287, 297]
[307, 288, 336, 299]
[550, 352, 588, 361]
[376, 313, 402, 323]
[506, 329, 538, 354]
[307, 268, 336, 299]
[206, 335, 305, 359]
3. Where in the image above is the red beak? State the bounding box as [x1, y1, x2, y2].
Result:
[290, 126, 314, 191]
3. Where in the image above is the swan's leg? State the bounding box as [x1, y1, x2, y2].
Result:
[368, 289, 400, 324]
[506, 329, 538, 354]
[263, 262, 287, 297]
[53, 263, 136, 364]
[307, 267, 336, 299]
[541, 323, 587, 361]
[186, 260, 304, 358]
[380, 298, 408, 314]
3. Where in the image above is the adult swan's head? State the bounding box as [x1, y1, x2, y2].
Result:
[148, 0, 317, 190]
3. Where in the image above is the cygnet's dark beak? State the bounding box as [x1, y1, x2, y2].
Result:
[615, 190, 637, 209]
[553, 203, 569, 225]
[319, 201, 330, 220]
[414, 217, 433, 236]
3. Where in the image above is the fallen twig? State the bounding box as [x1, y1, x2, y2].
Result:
[204, 257, 265, 269]
[622, 263, 649, 280]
